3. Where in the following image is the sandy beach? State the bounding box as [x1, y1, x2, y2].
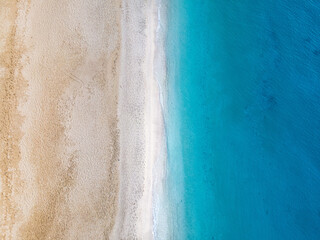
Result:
[0, 0, 162, 239]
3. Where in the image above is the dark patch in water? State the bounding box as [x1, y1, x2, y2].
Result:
[313, 50, 320, 56]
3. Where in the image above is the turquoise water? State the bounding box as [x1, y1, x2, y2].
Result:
[165, 0, 320, 239]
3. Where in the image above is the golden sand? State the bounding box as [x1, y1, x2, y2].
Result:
[0, 0, 161, 239]
[0, 1, 27, 238]
[1, 0, 121, 239]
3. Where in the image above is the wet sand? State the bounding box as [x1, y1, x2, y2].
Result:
[111, 0, 163, 239]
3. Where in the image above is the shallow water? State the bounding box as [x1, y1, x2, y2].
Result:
[165, 0, 320, 239]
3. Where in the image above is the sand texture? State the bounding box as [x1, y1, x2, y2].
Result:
[111, 0, 163, 239]
[0, 0, 159, 240]
[0, 0, 162, 239]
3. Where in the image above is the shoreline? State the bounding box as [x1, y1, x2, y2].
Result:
[111, 0, 166, 239]
[152, 0, 169, 239]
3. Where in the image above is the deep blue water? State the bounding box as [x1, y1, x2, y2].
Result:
[165, 0, 320, 239]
